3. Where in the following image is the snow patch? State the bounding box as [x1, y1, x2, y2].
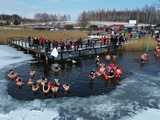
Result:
[0, 109, 59, 120]
[128, 109, 160, 120]
[0, 45, 32, 69]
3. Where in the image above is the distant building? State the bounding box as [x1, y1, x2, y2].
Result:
[0, 20, 7, 25]
[89, 21, 128, 27]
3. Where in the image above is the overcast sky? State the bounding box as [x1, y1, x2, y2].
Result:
[0, 0, 157, 20]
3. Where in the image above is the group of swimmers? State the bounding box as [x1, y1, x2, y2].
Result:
[140, 38, 160, 63]
[89, 55, 123, 83]
[7, 69, 70, 96]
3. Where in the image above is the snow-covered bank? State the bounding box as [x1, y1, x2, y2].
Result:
[0, 45, 32, 69]
[129, 109, 160, 120]
[0, 109, 59, 120]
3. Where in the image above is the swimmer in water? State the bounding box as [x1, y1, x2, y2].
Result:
[96, 63, 106, 77]
[42, 82, 50, 95]
[27, 78, 33, 86]
[108, 69, 115, 79]
[29, 70, 36, 79]
[15, 76, 24, 88]
[32, 83, 40, 92]
[95, 56, 100, 65]
[49, 82, 59, 95]
[37, 77, 48, 86]
[62, 84, 70, 93]
[88, 71, 96, 80]
[140, 53, 149, 63]
[105, 54, 111, 61]
[8, 69, 18, 80]
[155, 46, 160, 57]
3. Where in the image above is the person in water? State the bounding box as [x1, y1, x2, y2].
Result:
[96, 56, 100, 65]
[96, 63, 106, 77]
[49, 82, 59, 96]
[42, 82, 51, 95]
[32, 82, 40, 92]
[140, 53, 149, 63]
[88, 71, 96, 80]
[105, 54, 111, 61]
[108, 69, 115, 79]
[115, 67, 123, 81]
[155, 46, 160, 57]
[37, 77, 48, 86]
[99, 63, 106, 74]
[27, 78, 33, 86]
[29, 70, 36, 79]
[62, 84, 70, 93]
[15, 76, 24, 88]
[8, 70, 18, 80]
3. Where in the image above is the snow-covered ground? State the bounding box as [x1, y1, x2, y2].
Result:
[0, 45, 160, 120]
[128, 109, 160, 120]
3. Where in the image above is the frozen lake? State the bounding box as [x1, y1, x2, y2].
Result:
[0, 45, 160, 120]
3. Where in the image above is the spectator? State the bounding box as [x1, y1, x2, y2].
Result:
[33, 37, 39, 49]
[39, 35, 46, 49]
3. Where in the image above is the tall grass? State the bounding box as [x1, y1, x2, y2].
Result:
[0, 28, 88, 44]
[122, 37, 156, 52]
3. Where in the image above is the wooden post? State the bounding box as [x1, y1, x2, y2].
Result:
[60, 52, 63, 60]
[22, 40, 24, 47]
[15, 40, 17, 46]
[78, 50, 81, 57]
[45, 55, 48, 64]
[20, 40, 22, 47]
[94, 48, 97, 55]
[25, 40, 27, 49]
[18, 40, 21, 50]
[38, 47, 41, 58]
[100, 42, 103, 53]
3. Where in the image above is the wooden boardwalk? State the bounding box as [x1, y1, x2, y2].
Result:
[8, 38, 118, 62]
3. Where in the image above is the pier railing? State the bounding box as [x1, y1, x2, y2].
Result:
[8, 37, 118, 61]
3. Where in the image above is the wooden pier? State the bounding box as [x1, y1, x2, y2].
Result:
[8, 37, 118, 62]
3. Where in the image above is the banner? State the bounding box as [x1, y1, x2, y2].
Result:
[51, 48, 58, 58]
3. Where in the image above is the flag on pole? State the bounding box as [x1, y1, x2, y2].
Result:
[51, 48, 58, 58]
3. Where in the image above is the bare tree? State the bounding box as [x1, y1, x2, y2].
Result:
[78, 5, 160, 25]
[34, 13, 70, 22]
[78, 11, 89, 28]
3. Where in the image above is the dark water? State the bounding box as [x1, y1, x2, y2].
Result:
[7, 51, 160, 101]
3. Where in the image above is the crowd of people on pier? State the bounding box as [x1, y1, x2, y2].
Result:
[28, 36, 85, 53]
[27, 32, 127, 53]
[7, 69, 70, 96]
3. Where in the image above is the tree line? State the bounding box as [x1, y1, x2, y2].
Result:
[34, 13, 71, 22]
[78, 5, 160, 27]
[0, 14, 22, 25]
[0, 13, 71, 25]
